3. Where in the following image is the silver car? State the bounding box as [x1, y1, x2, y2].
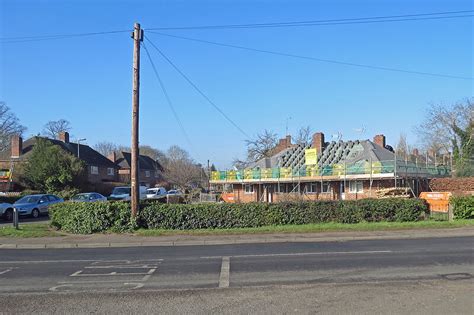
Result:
[13, 194, 64, 218]
[0, 202, 14, 221]
[71, 193, 107, 202]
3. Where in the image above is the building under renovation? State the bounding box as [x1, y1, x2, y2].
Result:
[210, 132, 451, 203]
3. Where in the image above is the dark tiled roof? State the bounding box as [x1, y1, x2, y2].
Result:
[115, 151, 163, 171]
[0, 137, 117, 168]
[252, 139, 397, 169]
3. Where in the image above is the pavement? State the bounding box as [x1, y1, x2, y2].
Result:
[1, 226, 473, 249]
[0, 236, 473, 314]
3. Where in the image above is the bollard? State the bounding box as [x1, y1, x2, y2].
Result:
[13, 207, 19, 230]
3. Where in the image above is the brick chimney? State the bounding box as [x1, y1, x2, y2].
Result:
[312, 132, 325, 154]
[272, 135, 292, 155]
[11, 135, 23, 158]
[412, 148, 419, 156]
[58, 131, 69, 143]
[373, 134, 386, 148]
[107, 151, 116, 163]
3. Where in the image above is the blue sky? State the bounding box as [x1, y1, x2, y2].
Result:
[1, 0, 473, 168]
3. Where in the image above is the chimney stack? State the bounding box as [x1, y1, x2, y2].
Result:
[373, 134, 386, 148]
[412, 148, 419, 156]
[107, 151, 116, 163]
[11, 135, 23, 158]
[312, 132, 325, 154]
[58, 131, 69, 143]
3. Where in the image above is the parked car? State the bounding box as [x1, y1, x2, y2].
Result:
[13, 194, 64, 218]
[0, 202, 14, 221]
[71, 193, 107, 202]
[109, 186, 147, 201]
[146, 187, 167, 199]
[167, 189, 183, 195]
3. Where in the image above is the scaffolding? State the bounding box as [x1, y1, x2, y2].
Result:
[210, 158, 450, 202]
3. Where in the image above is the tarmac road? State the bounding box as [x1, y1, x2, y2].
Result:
[0, 236, 473, 314]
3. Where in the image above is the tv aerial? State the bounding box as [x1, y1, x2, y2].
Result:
[331, 131, 343, 141]
[354, 126, 366, 135]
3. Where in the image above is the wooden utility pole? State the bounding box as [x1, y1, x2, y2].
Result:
[131, 23, 143, 217]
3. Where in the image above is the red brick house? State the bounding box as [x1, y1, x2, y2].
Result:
[210, 132, 451, 203]
[107, 151, 163, 187]
[0, 132, 119, 191]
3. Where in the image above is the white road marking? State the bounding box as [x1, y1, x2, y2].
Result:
[0, 268, 13, 275]
[49, 284, 72, 292]
[0, 259, 105, 264]
[0, 259, 164, 265]
[219, 256, 230, 288]
[59, 280, 138, 284]
[70, 271, 152, 277]
[123, 283, 144, 290]
[85, 265, 154, 269]
[202, 250, 393, 259]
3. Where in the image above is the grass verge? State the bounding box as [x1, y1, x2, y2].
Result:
[1, 220, 472, 238]
[135, 219, 474, 236]
[0, 223, 63, 237]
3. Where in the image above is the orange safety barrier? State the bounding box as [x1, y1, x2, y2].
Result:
[419, 192, 452, 212]
[221, 193, 236, 203]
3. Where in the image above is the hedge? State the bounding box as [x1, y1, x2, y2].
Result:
[50, 198, 428, 234]
[451, 196, 474, 219]
[50, 201, 137, 234]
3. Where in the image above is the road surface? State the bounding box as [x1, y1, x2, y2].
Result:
[0, 236, 472, 314]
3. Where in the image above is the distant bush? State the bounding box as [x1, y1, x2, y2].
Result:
[50, 198, 428, 234]
[451, 196, 474, 219]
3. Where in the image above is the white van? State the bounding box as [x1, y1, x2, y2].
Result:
[146, 187, 167, 199]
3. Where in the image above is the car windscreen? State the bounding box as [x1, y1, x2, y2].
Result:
[146, 189, 157, 194]
[112, 188, 131, 195]
[16, 196, 41, 204]
[72, 194, 89, 201]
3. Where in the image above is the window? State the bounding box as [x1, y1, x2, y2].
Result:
[244, 184, 254, 194]
[277, 184, 285, 193]
[322, 182, 331, 193]
[47, 195, 58, 201]
[90, 166, 99, 175]
[349, 181, 364, 193]
[154, 170, 159, 178]
[307, 183, 317, 194]
[107, 168, 114, 176]
[145, 170, 151, 178]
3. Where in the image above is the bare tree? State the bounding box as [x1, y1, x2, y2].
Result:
[161, 145, 202, 190]
[93, 141, 118, 156]
[137, 145, 165, 162]
[294, 126, 312, 146]
[396, 133, 410, 160]
[416, 98, 473, 155]
[232, 157, 251, 170]
[0, 102, 26, 152]
[42, 119, 71, 139]
[245, 129, 278, 162]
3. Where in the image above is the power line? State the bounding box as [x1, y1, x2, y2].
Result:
[147, 32, 473, 80]
[146, 10, 474, 30]
[145, 36, 251, 139]
[142, 41, 198, 156]
[2, 10, 472, 44]
[0, 29, 131, 43]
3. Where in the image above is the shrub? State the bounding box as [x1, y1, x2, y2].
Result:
[50, 201, 136, 234]
[50, 198, 428, 234]
[451, 196, 474, 219]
